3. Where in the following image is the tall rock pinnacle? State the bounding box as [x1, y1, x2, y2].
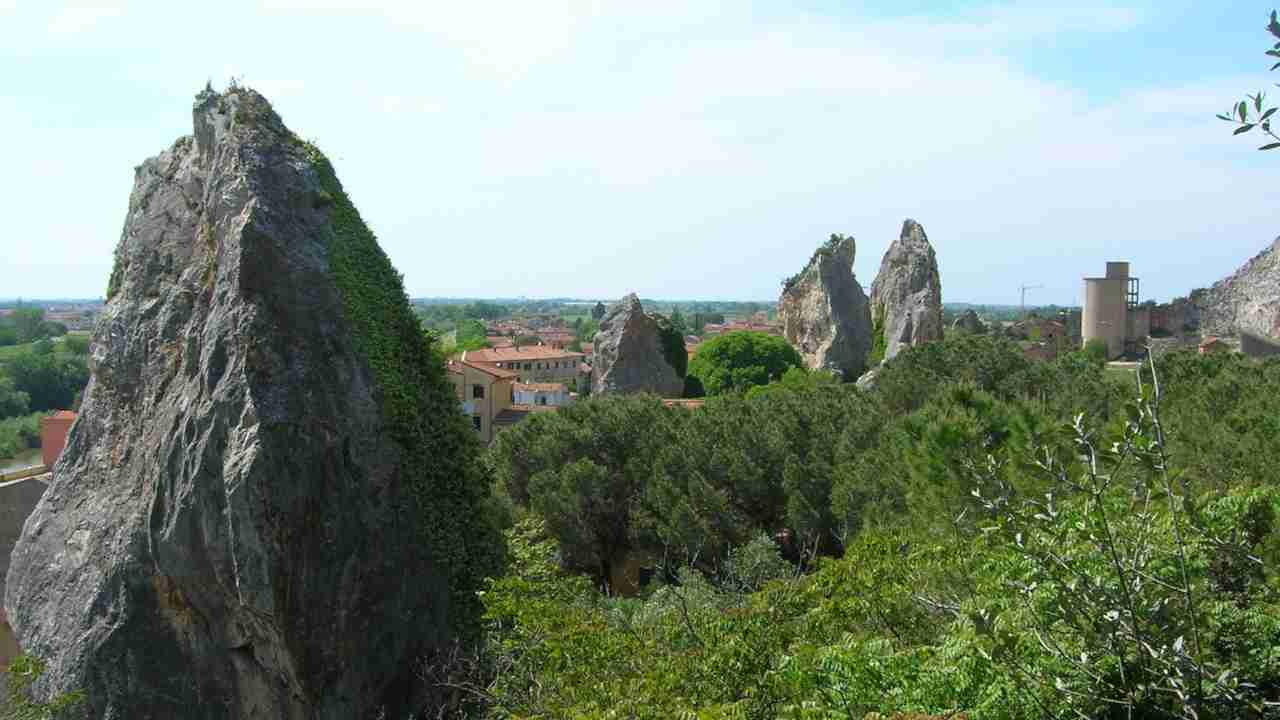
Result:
[868, 219, 943, 363]
[778, 235, 873, 378]
[5, 86, 500, 718]
[592, 293, 685, 397]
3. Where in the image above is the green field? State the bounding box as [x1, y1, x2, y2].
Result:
[0, 334, 88, 363]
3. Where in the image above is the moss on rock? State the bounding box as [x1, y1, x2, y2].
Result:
[300, 140, 504, 639]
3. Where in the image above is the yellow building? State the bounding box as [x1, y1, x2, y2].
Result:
[446, 359, 517, 444]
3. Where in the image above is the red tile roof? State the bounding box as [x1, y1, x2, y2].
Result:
[446, 359, 519, 379]
[463, 346, 584, 363]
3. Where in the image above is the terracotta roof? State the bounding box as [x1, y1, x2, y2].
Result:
[47, 410, 77, 420]
[581, 342, 594, 354]
[446, 359, 519, 379]
[514, 382, 566, 393]
[463, 346, 584, 363]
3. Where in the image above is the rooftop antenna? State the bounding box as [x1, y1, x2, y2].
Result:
[1019, 284, 1044, 320]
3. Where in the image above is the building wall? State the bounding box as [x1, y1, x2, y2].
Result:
[1129, 306, 1151, 347]
[450, 366, 513, 444]
[1242, 331, 1280, 358]
[40, 414, 75, 468]
[514, 387, 571, 407]
[1083, 277, 1127, 359]
[0, 476, 49, 669]
[505, 361, 579, 385]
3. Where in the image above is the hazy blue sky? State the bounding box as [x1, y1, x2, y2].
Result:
[2, 1, 1277, 304]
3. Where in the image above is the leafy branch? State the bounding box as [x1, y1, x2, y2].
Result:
[1218, 11, 1280, 150]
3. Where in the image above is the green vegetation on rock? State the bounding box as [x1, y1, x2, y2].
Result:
[869, 302, 887, 367]
[301, 140, 503, 639]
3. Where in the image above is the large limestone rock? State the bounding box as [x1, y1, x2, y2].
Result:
[5, 87, 497, 719]
[779, 235, 873, 378]
[952, 309, 985, 334]
[592, 294, 684, 396]
[868, 219, 943, 363]
[1194, 236, 1280, 340]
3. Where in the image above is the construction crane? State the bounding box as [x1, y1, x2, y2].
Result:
[1019, 284, 1044, 320]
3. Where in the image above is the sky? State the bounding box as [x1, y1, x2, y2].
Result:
[1, 1, 1277, 305]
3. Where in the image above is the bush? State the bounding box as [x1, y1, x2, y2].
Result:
[0, 412, 44, 458]
[686, 331, 803, 396]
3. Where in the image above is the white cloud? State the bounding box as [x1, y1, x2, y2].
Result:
[4, 1, 1275, 302]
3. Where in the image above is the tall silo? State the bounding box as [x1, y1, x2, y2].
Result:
[1082, 262, 1131, 359]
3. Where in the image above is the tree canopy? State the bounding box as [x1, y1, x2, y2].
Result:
[685, 331, 802, 397]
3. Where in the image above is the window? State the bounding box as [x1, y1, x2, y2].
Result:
[472, 415, 482, 432]
[523, 363, 532, 370]
[472, 385, 484, 399]
[537, 396, 547, 406]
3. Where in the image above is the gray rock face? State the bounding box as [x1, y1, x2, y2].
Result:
[5, 87, 474, 719]
[869, 219, 943, 363]
[592, 294, 684, 396]
[1195, 237, 1280, 340]
[779, 235, 873, 378]
[952, 309, 985, 334]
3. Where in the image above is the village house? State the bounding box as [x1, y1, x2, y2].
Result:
[461, 344, 588, 388]
[536, 330, 575, 349]
[513, 382, 572, 407]
[702, 319, 783, 337]
[446, 359, 517, 444]
[1199, 336, 1230, 355]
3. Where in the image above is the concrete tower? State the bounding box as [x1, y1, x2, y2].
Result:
[1082, 261, 1141, 359]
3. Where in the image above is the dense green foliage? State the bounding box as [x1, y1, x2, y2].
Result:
[2, 349, 89, 413]
[303, 139, 503, 639]
[685, 330, 803, 396]
[0, 412, 44, 459]
[475, 335, 1280, 718]
[869, 303, 887, 366]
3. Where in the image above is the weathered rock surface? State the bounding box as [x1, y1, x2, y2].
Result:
[869, 219, 943, 363]
[778, 235, 873, 378]
[592, 294, 684, 396]
[5, 87, 495, 719]
[1194, 236, 1280, 340]
[952, 309, 985, 334]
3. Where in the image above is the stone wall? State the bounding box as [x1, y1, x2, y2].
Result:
[0, 475, 48, 668]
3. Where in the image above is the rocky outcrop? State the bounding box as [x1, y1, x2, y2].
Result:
[868, 219, 943, 363]
[5, 86, 499, 719]
[592, 294, 684, 396]
[952, 309, 985, 334]
[1194, 236, 1280, 340]
[779, 235, 873, 378]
